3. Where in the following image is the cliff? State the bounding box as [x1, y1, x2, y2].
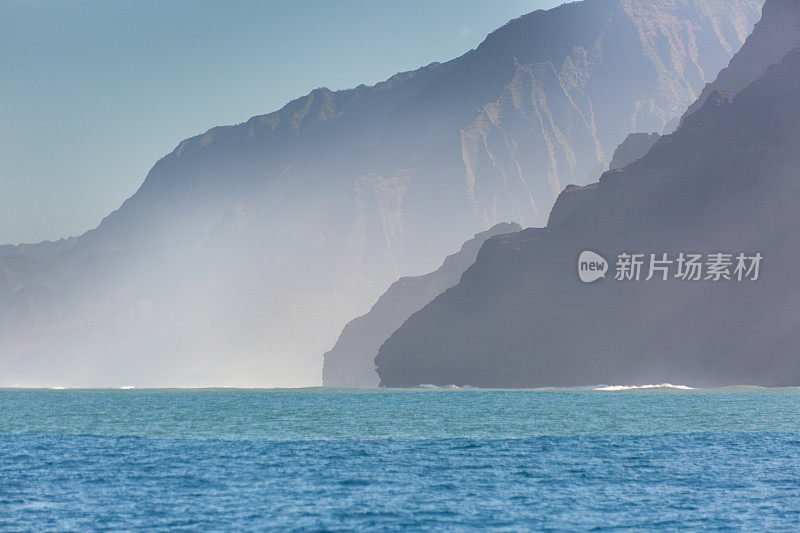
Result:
[0, 0, 763, 387]
[323, 222, 520, 387]
[681, 0, 800, 122]
[375, 7, 800, 387]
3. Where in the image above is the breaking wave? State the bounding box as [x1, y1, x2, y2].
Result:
[593, 383, 694, 391]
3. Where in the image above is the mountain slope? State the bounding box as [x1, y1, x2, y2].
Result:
[323, 222, 520, 388]
[375, 9, 800, 387]
[681, 0, 800, 121]
[0, 0, 763, 387]
[608, 133, 661, 171]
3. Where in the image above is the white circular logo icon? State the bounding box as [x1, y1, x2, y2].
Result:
[578, 251, 608, 283]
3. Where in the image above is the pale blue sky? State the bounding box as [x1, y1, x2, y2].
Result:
[1, 0, 564, 244]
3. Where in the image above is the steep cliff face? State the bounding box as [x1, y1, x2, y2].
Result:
[323, 222, 520, 388]
[681, 0, 800, 121]
[0, 1, 763, 387]
[375, 42, 800, 388]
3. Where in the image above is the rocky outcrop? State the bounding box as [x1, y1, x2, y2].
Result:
[609, 133, 661, 171]
[323, 222, 520, 387]
[0, 1, 763, 387]
[546, 184, 598, 228]
[376, 41, 800, 388]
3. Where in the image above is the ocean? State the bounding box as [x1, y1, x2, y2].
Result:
[2, 387, 800, 530]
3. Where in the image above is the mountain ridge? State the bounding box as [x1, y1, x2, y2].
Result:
[374, 2, 800, 387]
[0, 0, 764, 387]
[680, 0, 800, 122]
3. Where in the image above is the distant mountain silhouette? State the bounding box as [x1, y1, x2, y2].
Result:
[0, 0, 763, 386]
[376, 1, 800, 387]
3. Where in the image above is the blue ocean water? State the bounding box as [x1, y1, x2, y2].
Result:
[2, 387, 800, 530]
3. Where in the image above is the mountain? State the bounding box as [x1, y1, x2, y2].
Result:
[375, 3, 800, 388]
[323, 222, 520, 388]
[0, 0, 763, 387]
[681, 0, 800, 121]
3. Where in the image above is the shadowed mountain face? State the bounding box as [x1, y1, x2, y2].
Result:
[609, 133, 661, 171]
[0, 0, 763, 387]
[681, 0, 800, 122]
[323, 222, 521, 388]
[375, 9, 800, 387]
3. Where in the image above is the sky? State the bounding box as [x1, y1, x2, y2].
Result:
[0, 0, 564, 245]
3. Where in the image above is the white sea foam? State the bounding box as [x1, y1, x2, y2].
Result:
[593, 383, 694, 391]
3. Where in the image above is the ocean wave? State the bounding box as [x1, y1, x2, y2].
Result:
[593, 383, 694, 391]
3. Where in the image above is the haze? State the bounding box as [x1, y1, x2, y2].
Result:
[0, 0, 561, 245]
